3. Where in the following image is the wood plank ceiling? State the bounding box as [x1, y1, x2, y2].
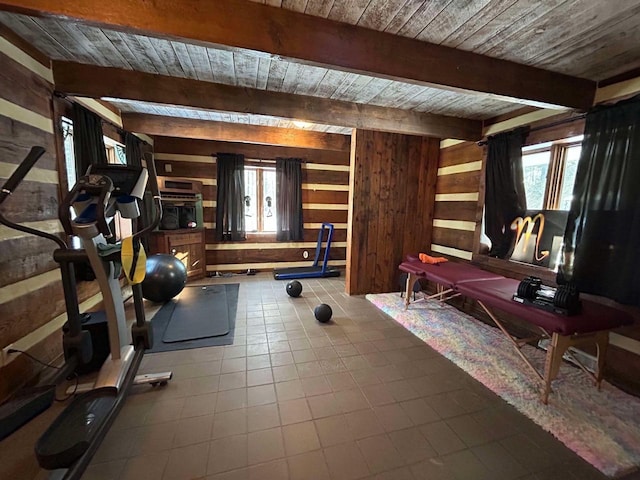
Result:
[0, 0, 639, 140]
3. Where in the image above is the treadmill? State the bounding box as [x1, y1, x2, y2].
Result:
[273, 222, 341, 280]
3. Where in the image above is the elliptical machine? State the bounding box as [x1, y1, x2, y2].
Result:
[0, 147, 94, 441]
[0, 145, 172, 479]
[34, 155, 172, 479]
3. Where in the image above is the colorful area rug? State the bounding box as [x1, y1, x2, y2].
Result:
[366, 292, 640, 478]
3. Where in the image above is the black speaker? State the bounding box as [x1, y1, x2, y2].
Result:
[179, 205, 197, 228]
[160, 204, 180, 230]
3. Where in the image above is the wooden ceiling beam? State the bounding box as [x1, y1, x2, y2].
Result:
[53, 61, 481, 140]
[122, 113, 351, 151]
[0, 0, 595, 110]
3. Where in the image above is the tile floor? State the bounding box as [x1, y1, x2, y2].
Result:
[2, 273, 639, 480]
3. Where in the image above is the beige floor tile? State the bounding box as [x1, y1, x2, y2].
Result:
[275, 379, 305, 401]
[127, 422, 177, 457]
[323, 442, 371, 480]
[270, 341, 292, 353]
[373, 404, 414, 432]
[163, 442, 209, 480]
[216, 388, 248, 412]
[247, 343, 270, 356]
[289, 338, 312, 351]
[356, 434, 404, 474]
[335, 388, 369, 413]
[350, 369, 381, 387]
[282, 421, 321, 456]
[247, 403, 280, 432]
[307, 393, 342, 419]
[273, 364, 299, 383]
[247, 367, 274, 386]
[292, 349, 317, 363]
[145, 398, 186, 425]
[247, 354, 271, 370]
[372, 466, 415, 480]
[314, 415, 353, 447]
[180, 392, 217, 418]
[248, 383, 277, 406]
[296, 361, 324, 378]
[399, 398, 440, 425]
[212, 409, 248, 439]
[326, 372, 358, 392]
[120, 452, 169, 480]
[344, 409, 385, 440]
[388, 427, 436, 464]
[207, 434, 249, 475]
[300, 376, 332, 396]
[271, 351, 295, 366]
[278, 398, 312, 425]
[223, 345, 247, 359]
[221, 357, 247, 374]
[248, 427, 285, 464]
[174, 414, 214, 447]
[82, 459, 126, 480]
[287, 450, 330, 480]
[247, 459, 290, 479]
[361, 384, 395, 407]
[219, 372, 248, 391]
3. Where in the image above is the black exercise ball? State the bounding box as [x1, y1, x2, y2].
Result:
[314, 304, 333, 323]
[286, 280, 303, 298]
[142, 254, 188, 303]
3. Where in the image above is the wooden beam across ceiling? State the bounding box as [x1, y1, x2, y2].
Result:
[122, 113, 351, 151]
[53, 61, 482, 140]
[0, 0, 596, 110]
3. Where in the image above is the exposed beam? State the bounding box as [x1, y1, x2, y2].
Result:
[122, 113, 350, 151]
[53, 61, 481, 140]
[153, 137, 350, 165]
[0, 0, 595, 110]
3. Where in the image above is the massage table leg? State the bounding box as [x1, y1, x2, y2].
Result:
[542, 331, 610, 404]
[404, 273, 415, 309]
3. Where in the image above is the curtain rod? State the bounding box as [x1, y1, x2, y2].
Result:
[477, 112, 587, 146]
[54, 91, 150, 147]
[213, 155, 308, 163]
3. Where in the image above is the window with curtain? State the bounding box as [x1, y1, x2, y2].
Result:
[244, 166, 277, 233]
[72, 103, 108, 177]
[275, 158, 303, 241]
[216, 153, 246, 241]
[484, 128, 528, 259]
[558, 94, 640, 306]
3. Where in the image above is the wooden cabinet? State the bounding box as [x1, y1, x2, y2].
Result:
[149, 229, 206, 280]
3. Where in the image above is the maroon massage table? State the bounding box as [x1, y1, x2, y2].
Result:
[399, 258, 633, 403]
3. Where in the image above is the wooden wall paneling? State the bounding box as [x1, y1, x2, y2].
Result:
[204, 228, 347, 245]
[155, 136, 351, 165]
[206, 247, 346, 265]
[348, 130, 440, 294]
[435, 170, 482, 194]
[155, 159, 215, 179]
[0, 235, 58, 287]
[438, 141, 483, 167]
[301, 189, 349, 204]
[303, 209, 349, 224]
[0, 50, 52, 118]
[432, 227, 475, 251]
[473, 142, 488, 255]
[303, 169, 349, 185]
[433, 201, 477, 222]
[0, 180, 59, 222]
[0, 111, 57, 170]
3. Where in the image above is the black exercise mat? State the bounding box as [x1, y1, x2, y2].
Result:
[148, 283, 239, 352]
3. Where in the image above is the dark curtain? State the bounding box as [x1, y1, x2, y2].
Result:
[557, 95, 640, 306]
[276, 157, 303, 241]
[124, 131, 143, 167]
[72, 103, 107, 176]
[216, 153, 246, 241]
[484, 127, 528, 258]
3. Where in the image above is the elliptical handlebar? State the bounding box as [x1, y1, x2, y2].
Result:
[133, 153, 162, 240]
[0, 146, 46, 205]
[0, 147, 67, 249]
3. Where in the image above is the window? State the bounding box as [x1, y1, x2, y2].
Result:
[521, 135, 582, 211]
[244, 166, 277, 233]
[61, 117, 131, 240]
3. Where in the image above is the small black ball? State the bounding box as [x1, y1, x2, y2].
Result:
[314, 304, 333, 323]
[286, 280, 303, 297]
